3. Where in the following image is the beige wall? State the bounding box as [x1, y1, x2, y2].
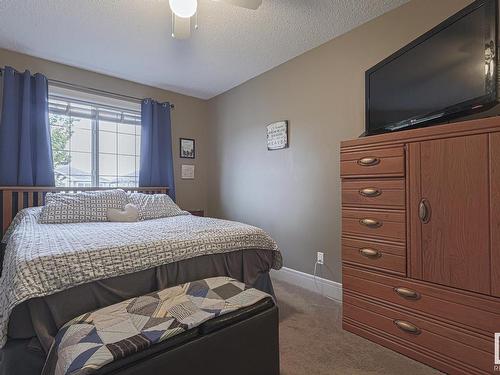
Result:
[207, 0, 474, 282]
[0, 48, 209, 212]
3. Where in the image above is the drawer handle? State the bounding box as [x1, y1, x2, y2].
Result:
[359, 248, 381, 259]
[359, 218, 382, 228]
[357, 157, 380, 166]
[394, 320, 421, 335]
[359, 188, 381, 197]
[394, 287, 421, 300]
[419, 198, 431, 223]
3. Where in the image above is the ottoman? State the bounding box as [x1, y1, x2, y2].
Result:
[44, 277, 280, 375]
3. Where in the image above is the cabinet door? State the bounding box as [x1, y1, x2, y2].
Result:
[491, 133, 500, 297]
[408, 135, 490, 294]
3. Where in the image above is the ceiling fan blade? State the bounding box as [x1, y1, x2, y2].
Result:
[214, 0, 262, 10]
[172, 15, 191, 39]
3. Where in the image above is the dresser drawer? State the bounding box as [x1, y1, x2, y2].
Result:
[342, 237, 406, 275]
[343, 266, 500, 336]
[340, 147, 405, 178]
[342, 178, 405, 209]
[344, 294, 493, 375]
[342, 208, 405, 242]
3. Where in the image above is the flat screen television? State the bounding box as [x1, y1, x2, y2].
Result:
[365, 0, 499, 136]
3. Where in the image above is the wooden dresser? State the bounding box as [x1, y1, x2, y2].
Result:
[341, 117, 500, 375]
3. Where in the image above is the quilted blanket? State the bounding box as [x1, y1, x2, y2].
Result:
[0, 208, 282, 348]
[48, 277, 271, 375]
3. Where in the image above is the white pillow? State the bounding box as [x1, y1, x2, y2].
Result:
[127, 193, 187, 220]
[107, 203, 139, 222]
[39, 189, 128, 224]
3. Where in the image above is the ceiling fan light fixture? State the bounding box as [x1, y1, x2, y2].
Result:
[169, 0, 198, 18]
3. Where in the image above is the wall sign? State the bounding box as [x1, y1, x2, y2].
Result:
[267, 121, 289, 150]
[181, 164, 195, 179]
[180, 138, 195, 159]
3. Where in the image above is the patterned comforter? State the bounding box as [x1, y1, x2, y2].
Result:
[0, 207, 282, 348]
[49, 277, 271, 375]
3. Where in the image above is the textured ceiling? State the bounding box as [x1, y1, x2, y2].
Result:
[0, 0, 408, 99]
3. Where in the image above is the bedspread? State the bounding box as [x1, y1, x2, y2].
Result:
[0, 207, 282, 348]
[46, 277, 270, 375]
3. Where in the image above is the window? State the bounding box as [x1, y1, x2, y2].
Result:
[49, 92, 141, 188]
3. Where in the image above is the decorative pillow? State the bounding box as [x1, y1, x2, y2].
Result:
[39, 189, 128, 224]
[107, 203, 139, 222]
[127, 193, 187, 220]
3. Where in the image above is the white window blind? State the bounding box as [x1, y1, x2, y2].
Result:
[48, 89, 141, 188]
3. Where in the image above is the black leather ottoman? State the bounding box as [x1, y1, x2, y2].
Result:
[95, 297, 280, 375]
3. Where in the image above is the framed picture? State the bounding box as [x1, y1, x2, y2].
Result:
[267, 121, 289, 150]
[180, 138, 195, 159]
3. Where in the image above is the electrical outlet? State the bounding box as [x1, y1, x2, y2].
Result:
[317, 251, 324, 265]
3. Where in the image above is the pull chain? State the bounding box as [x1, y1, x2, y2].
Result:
[171, 12, 175, 38]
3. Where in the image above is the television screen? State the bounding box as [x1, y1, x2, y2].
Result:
[366, 0, 497, 135]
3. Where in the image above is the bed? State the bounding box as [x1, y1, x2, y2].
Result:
[0, 187, 282, 375]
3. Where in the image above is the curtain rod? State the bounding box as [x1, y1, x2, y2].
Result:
[0, 68, 175, 110]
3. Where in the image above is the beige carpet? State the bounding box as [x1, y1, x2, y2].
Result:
[273, 278, 442, 375]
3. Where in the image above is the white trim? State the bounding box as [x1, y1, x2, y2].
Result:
[49, 85, 141, 112]
[271, 267, 343, 302]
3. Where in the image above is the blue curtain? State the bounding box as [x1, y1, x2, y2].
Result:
[0, 66, 55, 186]
[139, 99, 175, 200]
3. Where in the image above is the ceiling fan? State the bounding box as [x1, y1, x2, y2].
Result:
[169, 0, 262, 39]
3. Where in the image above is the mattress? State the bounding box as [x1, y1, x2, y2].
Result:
[0, 207, 282, 348]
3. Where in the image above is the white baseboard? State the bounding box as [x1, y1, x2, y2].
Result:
[271, 267, 343, 302]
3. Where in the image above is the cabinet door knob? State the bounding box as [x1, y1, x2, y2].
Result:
[419, 199, 431, 223]
[359, 218, 382, 228]
[394, 287, 420, 300]
[359, 248, 381, 259]
[359, 188, 381, 197]
[394, 320, 421, 335]
[357, 157, 380, 166]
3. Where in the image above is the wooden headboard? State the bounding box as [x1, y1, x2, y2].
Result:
[0, 186, 168, 238]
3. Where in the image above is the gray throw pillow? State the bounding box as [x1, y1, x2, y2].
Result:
[127, 193, 187, 220]
[39, 189, 128, 224]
